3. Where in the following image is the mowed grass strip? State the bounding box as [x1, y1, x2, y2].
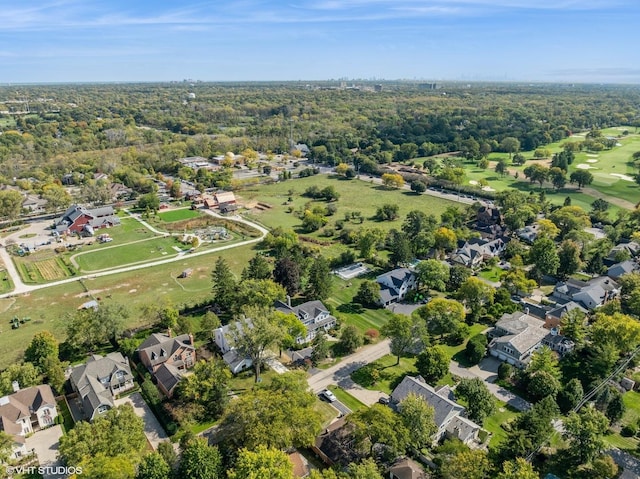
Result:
[158, 208, 202, 222]
[74, 236, 187, 271]
[327, 385, 368, 412]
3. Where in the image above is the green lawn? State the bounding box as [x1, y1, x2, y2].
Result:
[481, 400, 520, 447]
[478, 266, 503, 282]
[605, 391, 640, 451]
[316, 400, 340, 426]
[240, 174, 459, 238]
[0, 243, 258, 366]
[73, 236, 190, 271]
[158, 208, 202, 222]
[0, 269, 13, 293]
[326, 275, 393, 334]
[56, 398, 75, 433]
[439, 323, 488, 364]
[327, 385, 368, 412]
[351, 354, 417, 394]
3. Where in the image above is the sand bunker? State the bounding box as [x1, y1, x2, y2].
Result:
[610, 173, 635, 182]
[469, 180, 479, 185]
[586, 154, 599, 158]
[586, 159, 598, 163]
[576, 164, 596, 170]
[482, 186, 496, 192]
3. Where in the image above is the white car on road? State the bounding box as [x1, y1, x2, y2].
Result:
[320, 389, 337, 402]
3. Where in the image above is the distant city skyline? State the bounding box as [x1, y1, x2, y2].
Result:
[1, 0, 639, 84]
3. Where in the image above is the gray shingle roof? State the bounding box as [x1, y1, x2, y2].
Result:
[138, 332, 194, 368]
[391, 376, 465, 429]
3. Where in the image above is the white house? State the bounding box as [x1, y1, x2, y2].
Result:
[214, 320, 254, 374]
[376, 268, 417, 306]
[275, 299, 337, 343]
[0, 384, 58, 460]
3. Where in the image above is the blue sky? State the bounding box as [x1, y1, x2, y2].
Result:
[1, 0, 639, 83]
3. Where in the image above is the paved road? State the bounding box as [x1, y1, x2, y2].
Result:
[608, 448, 640, 479]
[449, 357, 531, 411]
[25, 425, 64, 479]
[0, 211, 269, 299]
[115, 392, 169, 450]
[307, 339, 391, 405]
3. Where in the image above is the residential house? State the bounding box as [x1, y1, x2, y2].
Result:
[69, 352, 135, 421]
[607, 260, 639, 280]
[109, 183, 133, 201]
[213, 321, 253, 374]
[214, 191, 236, 206]
[552, 276, 619, 310]
[476, 206, 502, 227]
[390, 375, 481, 446]
[488, 311, 574, 368]
[517, 224, 540, 244]
[388, 457, 428, 479]
[450, 237, 508, 268]
[137, 332, 196, 397]
[54, 204, 120, 236]
[275, 299, 337, 343]
[605, 241, 640, 266]
[376, 268, 417, 306]
[312, 417, 360, 467]
[22, 194, 47, 214]
[0, 384, 58, 460]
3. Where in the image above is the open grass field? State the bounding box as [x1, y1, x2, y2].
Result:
[240, 174, 459, 235]
[157, 208, 202, 222]
[73, 236, 189, 271]
[604, 390, 640, 451]
[326, 275, 393, 333]
[483, 400, 520, 447]
[0, 269, 13, 293]
[0, 243, 258, 366]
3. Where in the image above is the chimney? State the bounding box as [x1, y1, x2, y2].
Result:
[525, 307, 529, 315]
[189, 333, 194, 346]
[286, 295, 291, 307]
[11, 381, 20, 393]
[167, 327, 172, 338]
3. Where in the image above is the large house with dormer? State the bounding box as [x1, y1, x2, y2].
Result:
[137, 332, 196, 397]
[70, 352, 135, 421]
[0, 384, 58, 460]
[376, 268, 417, 306]
[275, 299, 337, 343]
[488, 311, 574, 368]
[390, 375, 481, 447]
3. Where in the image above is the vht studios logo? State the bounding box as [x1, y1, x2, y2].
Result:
[6, 465, 83, 476]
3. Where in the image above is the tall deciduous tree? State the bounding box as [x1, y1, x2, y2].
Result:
[381, 314, 426, 365]
[242, 254, 272, 281]
[558, 240, 583, 279]
[528, 237, 560, 279]
[220, 371, 321, 450]
[274, 257, 302, 296]
[24, 330, 59, 370]
[415, 259, 450, 292]
[176, 359, 231, 420]
[496, 458, 538, 479]
[455, 378, 495, 425]
[563, 406, 609, 465]
[354, 280, 381, 307]
[402, 210, 438, 239]
[415, 346, 449, 384]
[231, 306, 286, 383]
[65, 303, 130, 353]
[440, 449, 490, 479]
[399, 392, 437, 450]
[179, 438, 223, 479]
[416, 298, 465, 339]
[457, 277, 495, 321]
[339, 325, 363, 354]
[136, 452, 170, 479]
[227, 445, 294, 479]
[307, 256, 332, 300]
[349, 404, 409, 456]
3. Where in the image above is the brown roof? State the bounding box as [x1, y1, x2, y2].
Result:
[288, 452, 310, 478]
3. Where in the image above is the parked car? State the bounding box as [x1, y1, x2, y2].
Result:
[320, 389, 337, 402]
[378, 396, 390, 405]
